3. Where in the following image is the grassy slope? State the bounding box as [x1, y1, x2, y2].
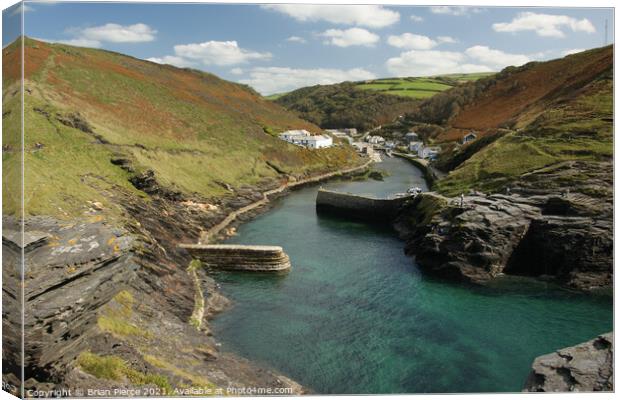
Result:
[428, 47, 613, 196]
[2, 38, 360, 218]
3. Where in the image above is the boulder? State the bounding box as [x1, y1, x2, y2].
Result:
[524, 333, 613, 392]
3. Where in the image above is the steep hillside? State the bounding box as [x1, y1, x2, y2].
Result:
[2, 38, 363, 393]
[406, 46, 613, 197]
[2, 38, 360, 219]
[395, 47, 613, 291]
[274, 82, 419, 131]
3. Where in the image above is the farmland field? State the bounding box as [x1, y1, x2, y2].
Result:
[355, 73, 494, 98]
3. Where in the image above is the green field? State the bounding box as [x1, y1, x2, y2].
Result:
[355, 74, 494, 99]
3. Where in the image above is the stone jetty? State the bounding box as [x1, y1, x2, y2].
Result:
[316, 188, 414, 221]
[180, 244, 291, 272]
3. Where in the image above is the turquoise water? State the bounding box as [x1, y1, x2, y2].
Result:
[212, 157, 612, 394]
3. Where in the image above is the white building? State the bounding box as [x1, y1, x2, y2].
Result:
[418, 146, 441, 159]
[279, 130, 332, 149]
[461, 132, 477, 144]
[305, 135, 333, 149]
[279, 129, 311, 143]
[367, 135, 385, 145]
[405, 132, 419, 142]
[409, 141, 423, 153]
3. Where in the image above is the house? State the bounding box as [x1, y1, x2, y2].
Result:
[385, 141, 396, 149]
[279, 129, 332, 149]
[405, 132, 419, 142]
[408, 141, 423, 153]
[461, 132, 477, 144]
[305, 135, 333, 149]
[418, 146, 441, 159]
[367, 135, 385, 145]
[279, 129, 311, 144]
[343, 128, 358, 136]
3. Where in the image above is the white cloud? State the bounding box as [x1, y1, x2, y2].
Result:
[76, 23, 157, 43]
[386, 49, 491, 76]
[385, 45, 532, 77]
[261, 4, 399, 28]
[45, 23, 157, 48]
[147, 55, 195, 68]
[562, 48, 586, 56]
[230, 67, 244, 75]
[240, 66, 376, 95]
[410, 14, 424, 22]
[286, 36, 306, 43]
[430, 6, 482, 16]
[437, 36, 457, 44]
[173, 40, 272, 66]
[320, 28, 379, 47]
[387, 33, 437, 50]
[492, 12, 596, 38]
[464, 45, 531, 70]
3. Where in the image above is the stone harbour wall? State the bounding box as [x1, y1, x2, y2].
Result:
[316, 188, 414, 221]
[180, 244, 291, 272]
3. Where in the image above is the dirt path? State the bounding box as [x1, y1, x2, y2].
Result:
[199, 160, 373, 243]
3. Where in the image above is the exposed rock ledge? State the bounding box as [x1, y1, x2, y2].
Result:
[524, 333, 613, 392]
[394, 192, 612, 290]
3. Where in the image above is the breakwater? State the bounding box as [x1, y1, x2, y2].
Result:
[180, 244, 291, 272]
[316, 188, 414, 221]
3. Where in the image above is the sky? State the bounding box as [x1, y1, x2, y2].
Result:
[3, 2, 615, 94]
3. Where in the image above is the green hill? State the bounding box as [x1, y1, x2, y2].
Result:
[2, 38, 360, 219]
[274, 82, 419, 131]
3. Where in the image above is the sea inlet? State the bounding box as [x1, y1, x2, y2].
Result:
[211, 156, 612, 394]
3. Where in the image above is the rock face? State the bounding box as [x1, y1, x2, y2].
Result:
[2, 214, 303, 396]
[524, 333, 613, 392]
[394, 191, 612, 290]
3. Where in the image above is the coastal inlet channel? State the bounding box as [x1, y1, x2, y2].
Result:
[210, 156, 612, 394]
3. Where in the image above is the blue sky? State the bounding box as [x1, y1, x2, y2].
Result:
[3, 2, 614, 94]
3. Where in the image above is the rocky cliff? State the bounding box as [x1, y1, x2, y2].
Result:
[2, 210, 304, 396]
[524, 333, 613, 392]
[394, 190, 612, 291]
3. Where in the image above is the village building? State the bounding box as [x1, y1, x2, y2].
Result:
[305, 135, 333, 149]
[405, 132, 419, 142]
[279, 129, 333, 149]
[418, 146, 441, 160]
[279, 129, 311, 143]
[408, 141, 423, 153]
[462, 132, 477, 144]
[367, 135, 385, 145]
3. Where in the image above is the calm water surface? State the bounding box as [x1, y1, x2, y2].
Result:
[212, 157, 612, 394]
